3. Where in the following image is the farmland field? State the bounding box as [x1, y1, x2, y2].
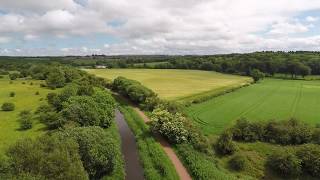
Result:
[85, 69, 252, 100]
[186, 78, 320, 135]
[0, 77, 56, 154]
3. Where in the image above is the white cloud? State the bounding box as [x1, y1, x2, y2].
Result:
[24, 34, 38, 40]
[0, 36, 10, 43]
[1, 0, 320, 55]
[268, 21, 310, 35]
[306, 16, 318, 22]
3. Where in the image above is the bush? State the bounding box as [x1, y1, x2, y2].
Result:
[46, 67, 66, 88]
[229, 154, 248, 171]
[1, 102, 15, 111]
[9, 92, 15, 97]
[250, 69, 265, 82]
[296, 144, 320, 177]
[61, 93, 115, 128]
[267, 151, 302, 178]
[313, 129, 320, 144]
[232, 118, 265, 142]
[59, 127, 117, 179]
[36, 105, 65, 129]
[214, 131, 237, 155]
[231, 118, 313, 145]
[92, 89, 115, 128]
[19, 110, 33, 130]
[150, 108, 189, 144]
[9, 73, 19, 80]
[6, 135, 88, 179]
[35, 91, 39, 95]
[113, 76, 156, 105]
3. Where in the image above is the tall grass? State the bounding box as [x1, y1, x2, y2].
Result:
[119, 105, 179, 180]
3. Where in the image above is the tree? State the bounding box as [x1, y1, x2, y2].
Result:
[9, 92, 15, 97]
[6, 135, 88, 180]
[1, 102, 15, 111]
[267, 150, 302, 178]
[9, 73, 19, 80]
[299, 64, 311, 78]
[215, 131, 237, 155]
[36, 105, 65, 129]
[296, 144, 320, 177]
[46, 68, 66, 88]
[59, 127, 117, 179]
[229, 153, 248, 171]
[250, 69, 265, 82]
[19, 110, 33, 130]
[150, 108, 189, 144]
[61, 94, 114, 128]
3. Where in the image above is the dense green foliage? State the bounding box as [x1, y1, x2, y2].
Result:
[150, 108, 189, 144]
[231, 118, 313, 145]
[43, 86, 115, 129]
[3, 135, 88, 180]
[112, 76, 156, 105]
[1, 102, 15, 111]
[18, 110, 33, 130]
[267, 150, 302, 178]
[250, 69, 265, 82]
[214, 131, 238, 155]
[119, 104, 179, 180]
[58, 127, 118, 179]
[228, 154, 248, 171]
[175, 144, 238, 180]
[296, 144, 320, 177]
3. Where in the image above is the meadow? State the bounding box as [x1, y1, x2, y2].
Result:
[85, 69, 252, 100]
[0, 77, 55, 154]
[185, 78, 320, 135]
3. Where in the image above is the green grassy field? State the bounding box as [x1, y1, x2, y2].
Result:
[0, 77, 56, 154]
[186, 78, 320, 135]
[85, 69, 252, 100]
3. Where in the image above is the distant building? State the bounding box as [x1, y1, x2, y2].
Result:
[95, 65, 107, 69]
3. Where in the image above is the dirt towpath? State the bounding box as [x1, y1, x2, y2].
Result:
[133, 107, 192, 180]
[115, 109, 144, 180]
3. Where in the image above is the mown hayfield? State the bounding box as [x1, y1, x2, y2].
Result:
[186, 78, 320, 135]
[85, 69, 252, 100]
[0, 77, 56, 154]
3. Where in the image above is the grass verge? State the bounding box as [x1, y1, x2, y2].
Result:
[102, 122, 126, 180]
[118, 103, 179, 180]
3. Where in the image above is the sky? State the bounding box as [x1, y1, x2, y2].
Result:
[0, 0, 320, 56]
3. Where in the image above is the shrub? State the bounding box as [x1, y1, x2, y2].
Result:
[313, 129, 320, 144]
[6, 135, 88, 179]
[267, 151, 302, 178]
[92, 89, 116, 128]
[232, 118, 265, 142]
[9, 73, 19, 80]
[46, 67, 66, 88]
[58, 127, 117, 179]
[36, 105, 65, 129]
[9, 92, 15, 97]
[296, 144, 320, 177]
[150, 108, 189, 144]
[250, 69, 265, 82]
[229, 154, 248, 171]
[61, 93, 115, 128]
[214, 131, 237, 155]
[19, 110, 33, 130]
[35, 91, 39, 95]
[1, 102, 15, 111]
[113, 76, 156, 105]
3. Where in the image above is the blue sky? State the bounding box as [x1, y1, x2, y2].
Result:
[0, 0, 320, 55]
